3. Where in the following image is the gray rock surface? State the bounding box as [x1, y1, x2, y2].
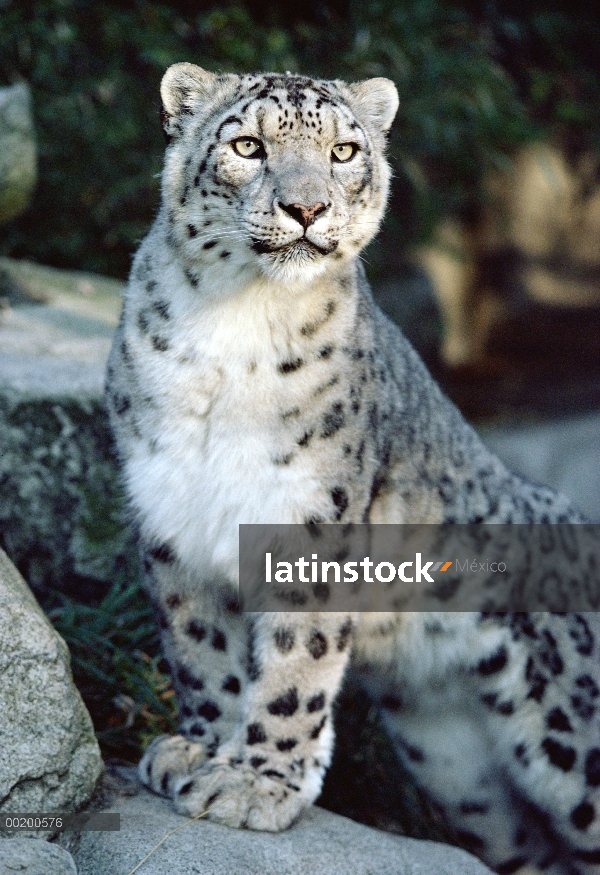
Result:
[480, 413, 600, 522]
[74, 771, 493, 875]
[0, 257, 136, 599]
[0, 548, 102, 816]
[0, 84, 37, 225]
[0, 838, 77, 875]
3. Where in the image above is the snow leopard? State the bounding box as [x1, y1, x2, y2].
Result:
[105, 62, 600, 874]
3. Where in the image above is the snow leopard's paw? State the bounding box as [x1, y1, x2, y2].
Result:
[172, 760, 312, 831]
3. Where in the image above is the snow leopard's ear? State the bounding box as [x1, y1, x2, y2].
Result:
[160, 63, 219, 142]
[346, 78, 399, 134]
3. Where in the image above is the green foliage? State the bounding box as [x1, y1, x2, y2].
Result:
[0, 0, 598, 277]
[45, 574, 177, 761]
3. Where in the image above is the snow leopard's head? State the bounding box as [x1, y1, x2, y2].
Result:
[159, 63, 398, 283]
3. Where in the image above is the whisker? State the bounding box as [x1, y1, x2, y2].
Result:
[192, 229, 248, 238]
[189, 231, 249, 246]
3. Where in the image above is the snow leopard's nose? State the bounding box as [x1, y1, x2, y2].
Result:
[279, 201, 328, 229]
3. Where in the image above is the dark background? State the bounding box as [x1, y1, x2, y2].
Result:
[1, 0, 598, 280]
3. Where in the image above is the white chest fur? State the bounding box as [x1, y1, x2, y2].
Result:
[123, 270, 354, 581]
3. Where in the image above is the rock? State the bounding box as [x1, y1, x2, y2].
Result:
[0, 548, 103, 816]
[479, 411, 600, 522]
[0, 84, 37, 225]
[74, 769, 493, 875]
[0, 838, 77, 875]
[0, 257, 137, 600]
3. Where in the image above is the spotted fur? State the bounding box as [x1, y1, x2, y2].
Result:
[106, 64, 600, 873]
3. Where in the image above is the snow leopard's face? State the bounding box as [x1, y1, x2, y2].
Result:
[159, 64, 398, 282]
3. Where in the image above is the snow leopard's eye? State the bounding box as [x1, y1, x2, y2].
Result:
[331, 143, 358, 163]
[232, 137, 265, 159]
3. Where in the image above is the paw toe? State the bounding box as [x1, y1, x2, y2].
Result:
[139, 733, 207, 797]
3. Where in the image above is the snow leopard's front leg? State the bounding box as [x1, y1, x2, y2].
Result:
[169, 611, 357, 831]
[138, 545, 250, 795]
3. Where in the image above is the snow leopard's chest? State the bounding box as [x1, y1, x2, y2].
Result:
[121, 282, 367, 578]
